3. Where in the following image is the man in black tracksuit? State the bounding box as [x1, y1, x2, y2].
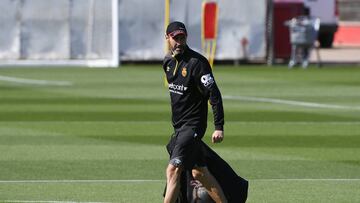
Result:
[163, 21, 227, 203]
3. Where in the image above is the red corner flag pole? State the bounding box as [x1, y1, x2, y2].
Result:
[202, 0, 219, 69]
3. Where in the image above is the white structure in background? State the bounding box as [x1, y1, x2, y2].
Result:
[119, 0, 267, 61]
[0, 0, 267, 66]
[0, 0, 119, 67]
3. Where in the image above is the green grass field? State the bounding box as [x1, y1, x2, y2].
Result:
[0, 65, 359, 203]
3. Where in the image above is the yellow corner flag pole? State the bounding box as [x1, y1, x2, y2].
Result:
[164, 0, 170, 87]
[164, 0, 170, 54]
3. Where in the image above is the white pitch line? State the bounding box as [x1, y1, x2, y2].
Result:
[0, 179, 164, 184]
[8, 121, 360, 125]
[2, 201, 107, 203]
[224, 95, 360, 110]
[252, 178, 360, 182]
[0, 75, 72, 86]
[1, 179, 360, 184]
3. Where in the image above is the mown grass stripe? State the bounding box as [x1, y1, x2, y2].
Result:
[1, 178, 360, 184]
[224, 95, 360, 110]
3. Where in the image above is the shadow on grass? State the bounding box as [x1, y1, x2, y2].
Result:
[82, 134, 360, 148]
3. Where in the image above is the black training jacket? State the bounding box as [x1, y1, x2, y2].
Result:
[163, 46, 224, 132]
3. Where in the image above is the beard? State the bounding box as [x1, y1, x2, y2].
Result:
[172, 45, 185, 56]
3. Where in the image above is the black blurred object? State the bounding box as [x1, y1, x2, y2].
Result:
[164, 139, 249, 203]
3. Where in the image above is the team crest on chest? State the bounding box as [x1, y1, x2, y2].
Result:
[181, 67, 187, 77]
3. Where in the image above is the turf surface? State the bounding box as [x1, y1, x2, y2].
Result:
[0, 65, 359, 202]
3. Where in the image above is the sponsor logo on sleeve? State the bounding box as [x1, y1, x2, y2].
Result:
[201, 74, 214, 87]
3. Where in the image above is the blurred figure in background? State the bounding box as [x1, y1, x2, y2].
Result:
[287, 7, 320, 68]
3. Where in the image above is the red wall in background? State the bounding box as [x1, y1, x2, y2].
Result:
[334, 23, 360, 46]
[273, 2, 304, 59]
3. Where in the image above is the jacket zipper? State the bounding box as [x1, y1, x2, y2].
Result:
[172, 55, 179, 76]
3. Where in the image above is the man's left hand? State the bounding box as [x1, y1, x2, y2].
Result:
[212, 130, 224, 143]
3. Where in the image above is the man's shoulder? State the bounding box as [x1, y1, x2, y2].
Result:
[186, 48, 207, 61]
[186, 48, 210, 67]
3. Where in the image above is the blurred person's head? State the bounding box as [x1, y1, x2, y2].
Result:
[303, 6, 310, 16]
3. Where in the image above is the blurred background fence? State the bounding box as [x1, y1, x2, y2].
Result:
[0, 0, 118, 67]
[0, 0, 359, 67]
